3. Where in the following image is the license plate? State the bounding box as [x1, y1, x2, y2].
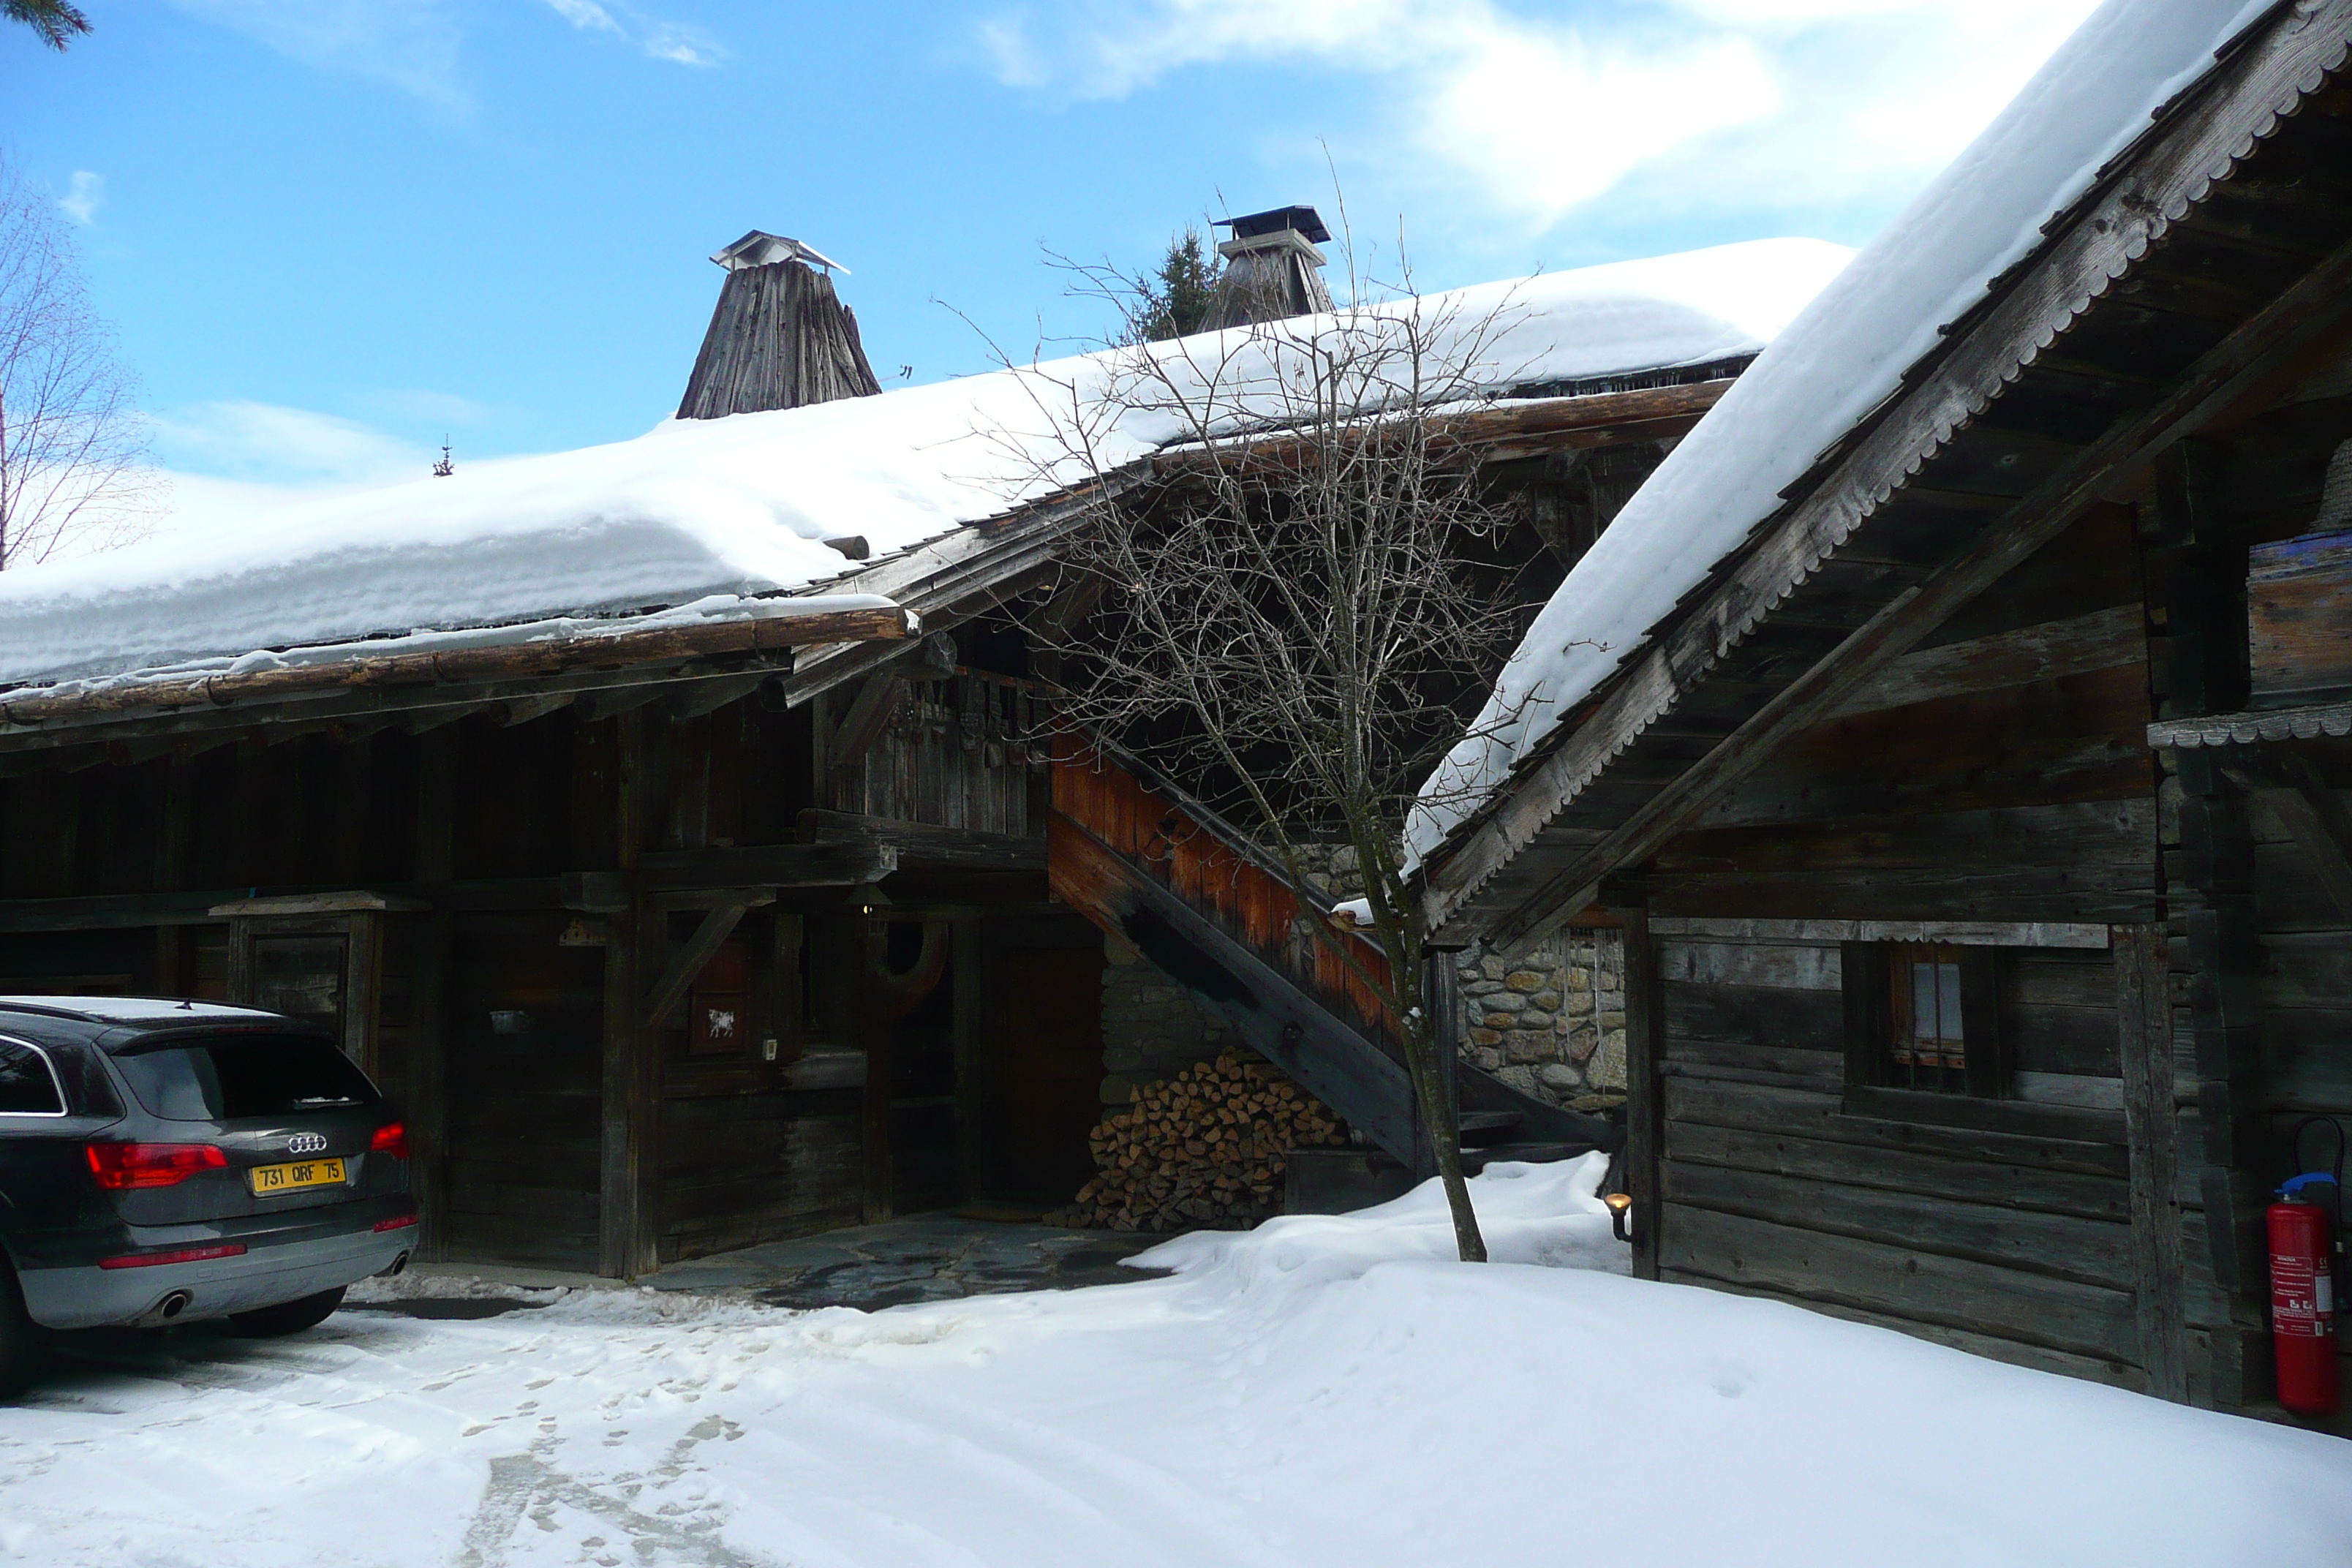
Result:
[249, 1157, 347, 1196]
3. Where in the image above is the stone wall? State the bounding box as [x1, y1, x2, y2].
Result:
[1097, 934, 1237, 1107]
[1456, 928, 1625, 1110]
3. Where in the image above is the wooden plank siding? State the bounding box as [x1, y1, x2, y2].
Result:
[834, 673, 1049, 837]
[1648, 926, 2147, 1383]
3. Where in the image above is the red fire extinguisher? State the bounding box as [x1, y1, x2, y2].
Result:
[2269, 1117, 2345, 1419]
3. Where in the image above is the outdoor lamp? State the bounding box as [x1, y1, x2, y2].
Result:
[1602, 1191, 1635, 1244]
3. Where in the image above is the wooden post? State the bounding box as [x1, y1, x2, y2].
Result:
[952, 916, 987, 1203]
[1617, 902, 1664, 1281]
[152, 752, 194, 994]
[599, 712, 656, 1279]
[411, 909, 452, 1262]
[860, 909, 894, 1223]
[2116, 921, 2187, 1401]
[600, 907, 655, 1278]
[413, 727, 457, 885]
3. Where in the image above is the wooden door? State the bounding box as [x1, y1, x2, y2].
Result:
[984, 946, 1104, 1202]
[441, 914, 604, 1270]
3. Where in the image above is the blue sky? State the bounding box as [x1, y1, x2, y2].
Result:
[4, 0, 2100, 519]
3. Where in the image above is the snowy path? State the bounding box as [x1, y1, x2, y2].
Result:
[3, 1159, 2347, 1568]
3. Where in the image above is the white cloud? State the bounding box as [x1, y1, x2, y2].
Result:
[58, 170, 103, 227]
[140, 401, 454, 546]
[161, 0, 470, 110]
[537, 0, 722, 67]
[979, 0, 2103, 233]
[162, 0, 721, 108]
[148, 400, 438, 488]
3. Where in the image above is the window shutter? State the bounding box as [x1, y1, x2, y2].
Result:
[1960, 946, 2006, 1099]
[1841, 941, 1890, 1090]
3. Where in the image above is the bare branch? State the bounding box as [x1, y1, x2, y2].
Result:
[990, 224, 1575, 1262]
[0, 151, 161, 570]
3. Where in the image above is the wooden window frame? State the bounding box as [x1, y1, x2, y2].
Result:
[1842, 941, 2005, 1099]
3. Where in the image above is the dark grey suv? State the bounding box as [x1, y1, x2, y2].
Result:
[0, 996, 418, 1392]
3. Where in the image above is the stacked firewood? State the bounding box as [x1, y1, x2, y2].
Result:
[1048, 1054, 1348, 1232]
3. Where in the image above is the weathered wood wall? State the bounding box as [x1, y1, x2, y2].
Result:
[832, 671, 1048, 836]
[1646, 925, 2146, 1386]
[1657, 505, 2157, 923]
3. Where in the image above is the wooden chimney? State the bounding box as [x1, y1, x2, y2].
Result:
[677, 231, 883, 420]
[1207, 206, 1335, 331]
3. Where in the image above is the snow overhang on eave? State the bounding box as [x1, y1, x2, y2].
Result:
[0, 594, 912, 745]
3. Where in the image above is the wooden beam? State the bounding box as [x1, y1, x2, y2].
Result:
[2114, 921, 2187, 1402]
[660, 671, 772, 722]
[644, 901, 749, 1030]
[492, 693, 575, 727]
[826, 670, 905, 776]
[636, 842, 896, 888]
[796, 809, 1044, 872]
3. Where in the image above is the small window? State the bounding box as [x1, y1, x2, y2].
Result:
[1842, 941, 2003, 1098]
[1891, 943, 1967, 1090]
[0, 1039, 67, 1116]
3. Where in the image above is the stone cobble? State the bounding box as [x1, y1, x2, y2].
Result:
[1455, 927, 1626, 1106]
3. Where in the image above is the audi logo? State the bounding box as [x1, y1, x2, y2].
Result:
[286, 1132, 328, 1156]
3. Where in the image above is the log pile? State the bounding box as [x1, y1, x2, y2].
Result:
[1047, 1054, 1348, 1232]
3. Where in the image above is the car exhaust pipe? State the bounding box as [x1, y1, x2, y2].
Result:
[375, 1251, 409, 1278]
[157, 1290, 192, 1321]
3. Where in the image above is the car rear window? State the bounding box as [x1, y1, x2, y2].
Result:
[111, 1033, 380, 1121]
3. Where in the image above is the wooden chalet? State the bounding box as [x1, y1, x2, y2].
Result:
[0, 234, 1818, 1281]
[1416, 0, 2352, 1432]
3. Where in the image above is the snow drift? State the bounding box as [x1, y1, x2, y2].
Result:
[7, 1155, 2348, 1567]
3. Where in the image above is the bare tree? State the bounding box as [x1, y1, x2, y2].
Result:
[1009, 236, 1553, 1263]
[0, 153, 156, 570]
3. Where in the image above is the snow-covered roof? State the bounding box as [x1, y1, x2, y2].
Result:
[0, 238, 1848, 693]
[1410, 0, 2277, 865]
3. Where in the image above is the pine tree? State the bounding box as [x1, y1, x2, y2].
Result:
[1132, 229, 1218, 343]
[4, 0, 92, 50]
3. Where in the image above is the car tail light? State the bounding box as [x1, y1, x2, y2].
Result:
[373, 1213, 420, 1232]
[98, 1242, 246, 1270]
[370, 1121, 409, 1160]
[86, 1142, 230, 1191]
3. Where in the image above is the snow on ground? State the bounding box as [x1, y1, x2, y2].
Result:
[0, 239, 1848, 690]
[6, 1155, 2346, 1568]
[1407, 0, 2284, 863]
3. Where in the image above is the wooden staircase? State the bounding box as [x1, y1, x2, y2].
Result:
[1047, 738, 1614, 1172]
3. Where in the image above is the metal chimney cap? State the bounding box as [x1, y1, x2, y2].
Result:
[1215, 206, 1332, 244]
[711, 230, 850, 274]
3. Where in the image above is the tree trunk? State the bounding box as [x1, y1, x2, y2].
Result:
[1401, 1011, 1485, 1262]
